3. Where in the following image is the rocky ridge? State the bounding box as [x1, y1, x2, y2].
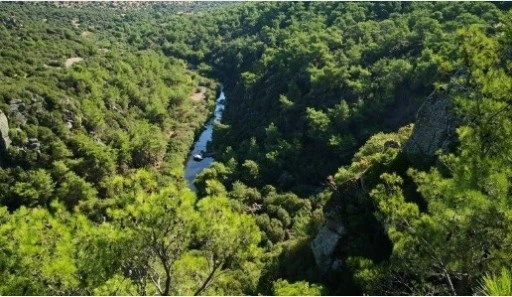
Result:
[311, 91, 460, 273]
[0, 109, 11, 155]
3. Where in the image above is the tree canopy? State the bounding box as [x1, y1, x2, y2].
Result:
[1, 1, 512, 296]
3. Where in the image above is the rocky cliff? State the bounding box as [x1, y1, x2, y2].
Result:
[311, 91, 460, 273]
[0, 109, 11, 155]
[403, 92, 460, 168]
[311, 179, 362, 274]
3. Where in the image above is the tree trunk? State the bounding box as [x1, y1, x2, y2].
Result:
[194, 261, 220, 296]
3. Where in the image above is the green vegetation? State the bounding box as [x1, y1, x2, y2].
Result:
[1, 1, 512, 296]
[272, 279, 326, 296]
[479, 268, 512, 296]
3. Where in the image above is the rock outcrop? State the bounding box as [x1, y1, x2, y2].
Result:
[9, 99, 27, 126]
[0, 109, 11, 153]
[403, 92, 460, 167]
[311, 224, 345, 274]
[311, 179, 364, 274]
[311, 92, 460, 273]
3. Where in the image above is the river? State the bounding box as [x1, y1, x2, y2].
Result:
[184, 87, 225, 191]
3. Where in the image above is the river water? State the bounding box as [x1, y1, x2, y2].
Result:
[184, 87, 225, 191]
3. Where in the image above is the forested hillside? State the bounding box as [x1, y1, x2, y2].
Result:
[0, 3, 256, 295]
[1, 2, 512, 296]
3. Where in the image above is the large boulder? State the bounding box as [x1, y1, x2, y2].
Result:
[0, 109, 11, 153]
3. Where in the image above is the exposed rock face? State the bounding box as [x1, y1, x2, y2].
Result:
[403, 92, 460, 167]
[311, 224, 345, 274]
[0, 109, 11, 153]
[311, 179, 363, 274]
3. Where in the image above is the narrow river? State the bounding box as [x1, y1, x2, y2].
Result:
[184, 87, 226, 191]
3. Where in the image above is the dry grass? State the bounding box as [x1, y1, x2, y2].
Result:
[190, 87, 206, 102]
[65, 57, 83, 68]
[81, 31, 93, 37]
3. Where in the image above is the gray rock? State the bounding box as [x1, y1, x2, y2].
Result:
[9, 100, 21, 112]
[0, 110, 11, 152]
[9, 99, 27, 125]
[12, 112, 27, 126]
[404, 92, 460, 167]
[311, 223, 345, 274]
[311, 179, 363, 274]
[27, 138, 40, 150]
